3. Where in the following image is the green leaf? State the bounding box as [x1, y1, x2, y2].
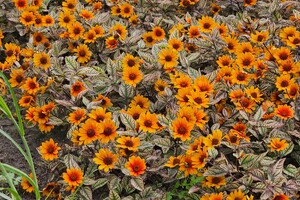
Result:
[65, 56, 79, 70]
[240, 153, 266, 170]
[109, 190, 121, 200]
[153, 138, 171, 153]
[269, 158, 285, 180]
[80, 186, 92, 200]
[187, 67, 201, 80]
[109, 177, 121, 190]
[77, 67, 100, 76]
[130, 177, 144, 191]
[283, 164, 299, 177]
[106, 58, 117, 76]
[64, 154, 80, 169]
[118, 83, 134, 99]
[120, 113, 136, 130]
[279, 142, 294, 157]
[263, 120, 284, 128]
[203, 166, 227, 176]
[92, 178, 108, 190]
[254, 107, 266, 121]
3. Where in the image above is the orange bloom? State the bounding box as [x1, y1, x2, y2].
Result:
[274, 104, 294, 120]
[70, 81, 86, 97]
[78, 120, 102, 145]
[269, 138, 288, 152]
[98, 119, 117, 144]
[272, 194, 289, 200]
[62, 168, 84, 187]
[93, 149, 118, 172]
[39, 138, 61, 161]
[171, 117, 194, 141]
[21, 77, 40, 95]
[68, 109, 86, 125]
[21, 173, 34, 193]
[125, 156, 146, 176]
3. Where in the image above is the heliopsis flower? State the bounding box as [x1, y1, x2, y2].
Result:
[93, 149, 118, 172]
[111, 5, 121, 16]
[129, 94, 150, 110]
[143, 31, 156, 46]
[211, 3, 221, 15]
[204, 176, 226, 188]
[33, 14, 43, 27]
[158, 48, 178, 71]
[137, 112, 159, 133]
[68, 109, 86, 125]
[152, 26, 165, 41]
[250, 30, 269, 44]
[154, 79, 169, 95]
[120, 2, 134, 18]
[32, 32, 45, 46]
[122, 66, 143, 87]
[236, 42, 256, 55]
[14, 0, 27, 10]
[245, 86, 263, 103]
[98, 119, 117, 143]
[43, 15, 54, 26]
[194, 75, 214, 94]
[105, 36, 118, 50]
[172, 73, 192, 89]
[223, 36, 239, 53]
[9, 69, 25, 87]
[272, 194, 289, 200]
[21, 77, 39, 94]
[275, 74, 294, 91]
[244, 0, 256, 7]
[217, 23, 228, 37]
[93, 94, 113, 108]
[62, 168, 84, 187]
[68, 22, 84, 40]
[42, 182, 61, 199]
[89, 107, 111, 123]
[216, 55, 233, 68]
[191, 147, 208, 169]
[39, 138, 61, 161]
[274, 47, 292, 64]
[110, 23, 128, 40]
[278, 60, 297, 75]
[93, 2, 103, 11]
[125, 156, 146, 176]
[231, 70, 250, 85]
[194, 109, 208, 129]
[175, 87, 191, 106]
[58, 10, 76, 28]
[20, 11, 35, 26]
[198, 16, 216, 33]
[83, 30, 97, 43]
[21, 173, 34, 193]
[62, 0, 77, 12]
[187, 90, 210, 108]
[286, 32, 300, 48]
[168, 38, 183, 51]
[92, 25, 105, 38]
[79, 9, 94, 20]
[122, 54, 140, 68]
[74, 44, 92, 63]
[234, 97, 256, 113]
[274, 104, 294, 120]
[116, 136, 140, 152]
[126, 106, 144, 121]
[164, 155, 183, 168]
[269, 138, 288, 152]
[279, 26, 297, 42]
[225, 130, 240, 145]
[33, 52, 51, 70]
[129, 14, 139, 26]
[226, 189, 246, 200]
[236, 52, 255, 69]
[285, 83, 299, 99]
[229, 89, 245, 102]
[178, 106, 197, 124]
[179, 155, 197, 176]
[19, 95, 35, 108]
[203, 129, 222, 148]
[5, 43, 20, 63]
[70, 81, 86, 97]
[78, 120, 102, 145]
[188, 25, 201, 38]
[171, 117, 194, 141]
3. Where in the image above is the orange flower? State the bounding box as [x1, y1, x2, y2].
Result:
[188, 25, 201, 38]
[89, 107, 112, 123]
[62, 168, 84, 187]
[122, 66, 143, 87]
[93, 149, 118, 172]
[9, 69, 25, 87]
[269, 138, 288, 152]
[39, 138, 61, 161]
[21, 77, 40, 95]
[98, 119, 117, 144]
[93, 94, 113, 108]
[204, 176, 226, 188]
[116, 136, 140, 152]
[274, 104, 294, 120]
[78, 120, 102, 145]
[152, 26, 165, 41]
[191, 147, 208, 169]
[164, 155, 183, 168]
[171, 117, 194, 141]
[105, 36, 118, 50]
[70, 81, 86, 97]
[14, 0, 27, 10]
[120, 2, 134, 18]
[272, 194, 289, 200]
[137, 111, 159, 133]
[68, 109, 86, 125]
[125, 156, 146, 176]
[129, 94, 150, 110]
[21, 173, 34, 193]
[179, 155, 198, 176]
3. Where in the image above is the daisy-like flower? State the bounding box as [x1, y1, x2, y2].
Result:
[171, 117, 194, 141]
[250, 30, 269, 44]
[172, 73, 192, 89]
[236, 52, 255, 69]
[126, 105, 144, 120]
[234, 97, 256, 113]
[68, 22, 84, 40]
[204, 176, 226, 188]
[245, 86, 263, 103]
[178, 106, 197, 124]
[42, 182, 61, 199]
[285, 83, 299, 100]
[188, 90, 210, 108]
[194, 75, 214, 95]
[21, 77, 39, 95]
[68, 109, 86, 125]
[275, 74, 294, 91]
[78, 120, 102, 145]
[274, 104, 294, 120]
[62, 0, 77, 12]
[154, 79, 169, 95]
[152, 26, 165, 41]
[122, 66, 143, 87]
[32, 32, 45, 46]
[93, 149, 118, 172]
[19, 95, 35, 108]
[175, 87, 191, 106]
[99, 119, 117, 143]
[216, 55, 233, 68]
[203, 129, 222, 149]
[198, 16, 216, 33]
[116, 136, 140, 152]
[70, 81, 86, 97]
[43, 15, 54, 26]
[89, 107, 111, 123]
[223, 36, 239, 53]
[83, 30, 97, 44]
[191, 147, 208, 169]
[225, 130, 241, 145]
[79, 9, 94, 20]
[164, 155, 183, 168]
[231, 70, 250, 85]
[120, 2, 134, 18]
[9, 69, 25, 87]
[158, 48, 178, 71]
[91, 25, 105, 38]
[122, 54, 140, 68]
[142, 31, 156, 46]
[226, 189, 246, 200]
[21, 173, 34, 193]
[244, 0, 256, 7]
[188, 25, 201, 38]
[93, 94, 113, 108]
[168, 38, 183, 51]
[194, 109, 208, 130]
[111, 5, 121, 16]
[14, 0, 27, 10]
[125, 156, 146, 176]
[74, 44, 92, 63]
[272, 194, 289, 200]
[137, 111, 159, 133]
[110, 23, 128, 40]
[33, 52, 51, 70]
[179, 155, 198, 176]
[105, 36, 118, 50]
[39, 138, 61, 161]
[269, 138, 289, 152]
[274, 47, 292, 63]
[62, 168, 84, 187]
[58, 10, 76, 28]
[129, 94, 150, 110]
[211, 3, 221, 15]
[20, 11, 36, 26]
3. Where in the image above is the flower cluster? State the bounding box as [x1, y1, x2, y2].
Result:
[0, 0, 299, 199]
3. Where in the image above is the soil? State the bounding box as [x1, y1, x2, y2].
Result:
[0, 118, 66, 200]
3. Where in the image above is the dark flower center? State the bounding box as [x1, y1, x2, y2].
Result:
[127, 59, 135, 67]
[79, 50, 86, 57]
[165, 55, 172, 62]
[125, 140, 134, 147]
[47, 146, 54, 153]
[237, 73, 246, 81]
[144, 120, 152, 127]
[40, 57, 48, 65]
[211, 138, 219, 145]
[203, 23, 211, 29]
[103, 157, 113, 165]
[212, 177, 221, 184]
[177, 126, 187, 135]
[257, 35, 264, 42]
[16, 75, 24, 83]
[103, 127, 112, 136]
[87, 129, 95, 137]
[129, 73, 137, 80]
[242, 58, 251, 66]
[281, 80, 289, 87]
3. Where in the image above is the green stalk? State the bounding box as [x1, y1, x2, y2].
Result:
[0, 164, 21, 200]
